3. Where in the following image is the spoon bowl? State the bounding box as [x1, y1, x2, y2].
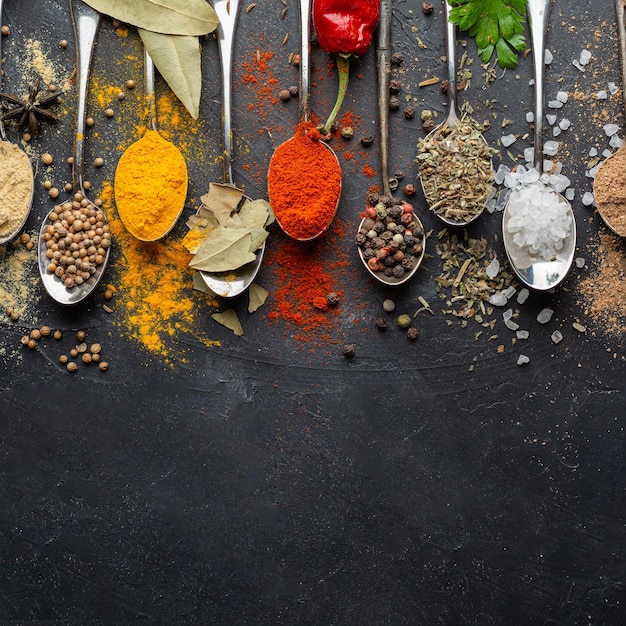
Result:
[114, 51, 187, 242]
[0, 0, 35, 245]
[501, 0, 576, 291]
[357, 0, 425, 286]
[592, 0, 626, 237]
[417, 0, 493, 227]
[267, 0, 341, 242]
[196, 0, 264, 298]
[39, 1, 110, 305]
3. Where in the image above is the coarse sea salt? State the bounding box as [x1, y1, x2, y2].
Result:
[504, 169, 574, 261]
[537, 307, 554, 324]
[546, 114, 557, 125]
[501, 134, 517, 147]
[609, 82, 618, 95]
[544, 140, 559, 156]
[486, 258, 500, 279]
[609, 134, 623, 148]
[579, 49, 592, 65]
[516, 329, 529, 340]
[604, 123, 619, 136]
[597, 90, 608, 100]
[526, 112, 534, 123]
[517, 355, 530, 365]
[565, 188, 575, 201]
[551, 330, 563, 344]
[559, 119, 571, 130]
[581, 191, 595, 206]
[575, 257, 585, 268]
[517, 288, 529, 304]
[556, 91, 568, 103]
[544, 49, 553, 64]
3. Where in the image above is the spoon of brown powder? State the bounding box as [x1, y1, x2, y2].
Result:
[593, 0, 626, 237]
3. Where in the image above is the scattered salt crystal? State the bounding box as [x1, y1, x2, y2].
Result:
[579, 49, 592, 65]
[546, 114, 557, 125]
[517, 355, 530, 365]
[581, 191, 595, 206]
[494, 163, 510, 185]
[548, 100, 563, 109]
[559, 119, 571, 130]
[516, 329, 530, 340]
[486, 197, 497, 214]
[572, 59, 585, 72]
[556, 91, 568, 103]
[501, 133, 517, 147]
[524, 147, 535, 163]
[544, 140, 559, 156]
[575, 257, 585, 268]
[503, 310, 520, 331]
[504, 286, 516, 299]
[537, 308, 554, 324]
[529, 78, 535, 86]
[597, 90, 608, 100]
[543, 160, 553, 173]
[517, 288, 529, 304]
[604, 123, 619, 136]
[526, 111, 534, 123]
[549, 174, 570, 193]
[551, 330, 563, 344]
[587, 164, 600, 179]
[589, 147, 597, 157]
[608, 82, 618, 95]
[565, 188, 575, 201]
[553, 127, 562, 137]
[495, 188, 510, 211]
[609, 134, 623, 148]
[544, 49, 553, 64]
[489, 292, 508, 307]
[602, 148, 613, 159]
[486, 258, 500, 279]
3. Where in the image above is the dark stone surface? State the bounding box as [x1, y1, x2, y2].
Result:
[1, 0, 624, 624]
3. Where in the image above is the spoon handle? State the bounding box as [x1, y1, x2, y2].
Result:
[213, 0, 240, 186]
[299, 0, 311, 122]
[444, 0, 459, 127]
[70, 0, 101, 194]
[615, 0, 626, 114]
[528, 0, 552, 171]
[377, 0, 392, 197]
[144, 50, 157, 132]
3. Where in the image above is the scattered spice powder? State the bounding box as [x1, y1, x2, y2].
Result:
[577, 231, 626, 339]
[239, 48, 279, 120]
[268, 121, 342, 240]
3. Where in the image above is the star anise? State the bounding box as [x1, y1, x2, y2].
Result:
[0, 75, 60, 137]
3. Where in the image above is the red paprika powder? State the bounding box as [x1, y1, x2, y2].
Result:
[267, 121, 342, 240]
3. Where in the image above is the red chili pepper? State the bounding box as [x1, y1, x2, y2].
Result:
[313, 0, 381, 57]
[313, 0, 381, 135]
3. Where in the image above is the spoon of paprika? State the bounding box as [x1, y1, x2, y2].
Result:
[267, 0, 342, 242]
[38, 0, 111, 305]
[113, 49, 188, 242]
[356, 0, 425, 286]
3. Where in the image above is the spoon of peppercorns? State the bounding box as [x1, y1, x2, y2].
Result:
[38, 1, 110, 305]
[355, 0, 425, 286]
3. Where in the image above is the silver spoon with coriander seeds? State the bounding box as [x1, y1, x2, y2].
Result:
[38, 1, 111, 305]
[356, 0, 425, 286]
[501, 0, 576, 291]
[0, 0, 35, 246]
[416, 0, 496, 227]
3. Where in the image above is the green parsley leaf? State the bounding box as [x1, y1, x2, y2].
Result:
[448, 0, 528, 69]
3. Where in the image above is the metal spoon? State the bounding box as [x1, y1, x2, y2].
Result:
[501, 0, 576, 291]
[592, 0, 626, 237]
[0, 0, 35, 246]
[114, 49, 188, 241]
[357, 0, 425, 286]
[196, 0, 264, 298]
[38, 0, 110, 305]
[417, 0, 493, 227]
[267, 0, 342, 242]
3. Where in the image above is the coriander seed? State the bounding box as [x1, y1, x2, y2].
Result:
[94, 157, 104, 168]
[27, 339, 37, 350]
[76, 330, 86, 341]
[42, 153, 53, 165]
[60, 39, 68, 48]
[20, 335, 29, 345]
[59, 354, 68, 364]
[1, 25, 11, 36]
[125, 79, 135, 89]
[90, 343, 101, 354]
[69, 348, 78, 358]
[104, 108, 114, 118]
[81, 353, 92, 364]
[53, 330, 62, 340]
[98, 361, 109, 371]
[40, 325, 51, 336]
[48, 187, 59, 199]
[30, 329, 42, 341]
[382, 299, 396, 312]
[104, 289, 113, 300]
[85, 117, 94, 128]
[67, 361, 78, 372]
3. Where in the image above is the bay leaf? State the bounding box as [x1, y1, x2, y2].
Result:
[212, 310, 243, 336]
[247, 227, 269, 252]
[240, 198, 274, 229]
[81, 0, 218, 36]
[139, 30, 201, 119]
[200, 183, 244, 225]
[192, 271, 218, 295]
[189, 227, 256, 271]
[248, 283, 269, 313]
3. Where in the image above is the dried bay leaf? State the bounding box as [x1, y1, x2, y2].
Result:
[192, 271, 217, 295]
[139, 30, 201, 119]
[82, 0, 218, 36]
[212, 310, 243, 336]
[248, 283, 269, 313]
[240, 198, 275, 228]
[189, 227, 256, 272]
[200, 183, 244, 225]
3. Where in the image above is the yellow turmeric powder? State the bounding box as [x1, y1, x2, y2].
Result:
[114, 129, 188, 241]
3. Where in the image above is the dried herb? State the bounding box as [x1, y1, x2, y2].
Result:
[211, 310, 244, 336]
[81, 0, 218, 36]
[417, 117, 496, 223]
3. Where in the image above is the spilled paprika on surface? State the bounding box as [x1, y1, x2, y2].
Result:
[313, 0, 380, 134]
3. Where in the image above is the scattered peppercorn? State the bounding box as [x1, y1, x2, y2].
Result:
[326, 292, 340, 306]
[407, 326, 419, 340]
[389, 96, 400, 111]
[279, 88, 291, 102]
[342, 344, 356, 358]
[404, 106, 415, 119]
[440, 79, 449, 92]
[390, 52, 404, 66]
[397, 314, 412, 328]
[389, 79, 401, 95]
[374, 316, 387, 329]
[288, 85, 299, 97]
[382, 299, 396, 312]
[341, 126, 354, 139]
[422, 118, 435, 132]
[403, 184, 416, 196]
[360, 135, 374, 147]
[422, 2, 434, 15]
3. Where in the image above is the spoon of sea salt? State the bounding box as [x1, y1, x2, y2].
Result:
[501, 0, 576, 291]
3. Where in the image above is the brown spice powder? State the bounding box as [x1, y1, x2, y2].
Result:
[577, 232, 626, 338]
[593, 146, 626, 237]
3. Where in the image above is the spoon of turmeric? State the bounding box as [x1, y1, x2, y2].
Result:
[267, 0, 342, 242]
[114, 49, 188, 242]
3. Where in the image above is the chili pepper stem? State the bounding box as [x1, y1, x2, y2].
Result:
[321, 54, 351, 136]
